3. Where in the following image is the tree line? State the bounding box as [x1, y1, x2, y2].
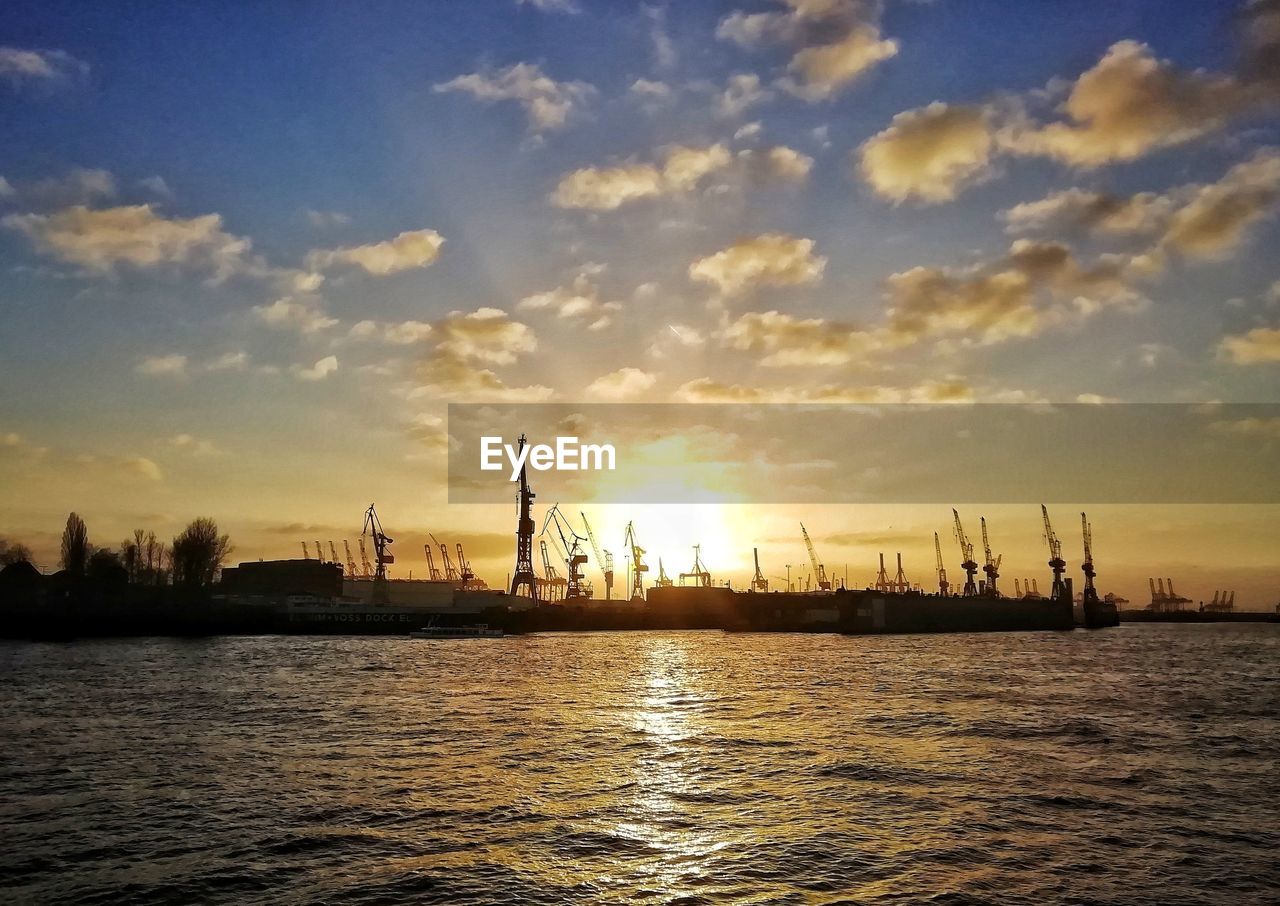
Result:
[1, 513, 233, 588]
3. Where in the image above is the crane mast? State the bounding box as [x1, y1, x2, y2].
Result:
[656, 557, 673, 587]
[679, 544, 712, 587]
[328, 541, 340, 567]
[934, 532, 949, 595]
[361, 504, 394, 601]
[800, 523, 831, 591]
[301, 541, 310, 560]
[1042, 504, 1066, 599]
[624, 521, 647, 599]
[357, 538, 373, 578]
[1080, 512, 1099, 604]
[752, 547, 769, 592]
[343, 540, 358, 578]
[423, 543, 442, 581]
[980, 517, 1001, 596]
[541, 504, 592, 599]
[432, 534, 458, 582]
[580, 512, 614, 600]
[952, 509, 979, 596]
[508, 433, 539, 603]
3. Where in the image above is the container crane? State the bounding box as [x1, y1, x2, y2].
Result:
[301, 541, 310, 560]
[656, 558, 673, 587]
[357, 538, 373, 578]
[952, 509, 979, 596]
[1042, 505, 1066, 600]
[679, 545, 712, 587]
[875, 553, 891, 592]
[423, 543, 443, 581]
[893, 553, 909, 593]
[361, 504, 394, 599]
[980, 517, 1001, 596]
[432, 533, 459, 582]
[751, 548, 769, 592]
[624, 521, 647, 599]
[455, 542, 484, 588]
[328, 541, 341, 568]
[581, 512, 614, 600]
[800, 523, 831, 591]
[314, 541, 324, 562]
[539, 539, 564, 602]
[934, 532, 949, 595]
[541, 504, 592, 599]
[343, 540, 359, 578]
[1080, 512, 1099, 605]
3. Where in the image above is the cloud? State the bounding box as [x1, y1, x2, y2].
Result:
[586, 367, 658, 400]
[741, 146, 814, 183]
[136, 354, 188, 377]
[23, 168, 117, 207]
[551, 144, 732, 210]
[122, 456, 163, 482]
[716, 73, 773, 118]
[308, 228, 444, 275]
[253, 297, 339, 333]
[349, 319, 435, 344]
[294, 355, 338, 381]
[0, 47, 88, 86]
[689, 233, 826, 297]
[204, 351, 249, 372]
[1162, 149, 1280, 259]
[1007, 41, 1263, 168]
[717, 1, 897, 100]
[518, 273, 621, 330]
[517, 0, 580, 13]
[434, 62, 593, 133]
[435, 307, 537, 365]
[1219, 326, 1280, 364]
[169, 433, 224, 457]
[721, 310, 880, 366]
[137, 176, 173, 198]
[305, 209, 350, 228]
[3, 204, 253, 280]
[1002, 187, 1173, 235]
[1209, 415, 1280, 438]
[858, 102, 995, 204]
[414, 350, 554, 402]
[674, 377, 975, 404]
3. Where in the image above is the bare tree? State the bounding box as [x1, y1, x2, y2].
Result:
[171, 518, 232, 588]
[60, 513, 89, 576]
[0, 539, 35, 567]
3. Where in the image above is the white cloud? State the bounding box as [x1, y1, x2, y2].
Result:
[586, 367, 658, 400]
[716, 73, 773, 118]
[137, 176, 173, 199]
[689, 233, 826, 297]
[136, 354, 188, 378]
[308, 228, 444, 275]
[1219, 326, 1280, 364]
[0, 47, 88, 86]
[348, 319, 436, 345]
[518, 273, 621, 330]
[305, 208, 350, 228]
[517, 0, 580, 13]
[204, 351, 249, 372]
[435, 307, 537, 364]
[294, 355, 338, 381]
[434, 62, 594, 133]
[858, 102, 995, 204]
[785, 24, 898, 100]
[721, 310, 880, 366]
[122, 456, 163, 482]
[252, 297, 339, 334]
[169, 433, 224, 457]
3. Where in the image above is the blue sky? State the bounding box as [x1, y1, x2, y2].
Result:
[1, 0, 1278, 599]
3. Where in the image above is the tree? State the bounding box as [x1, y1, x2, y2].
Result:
[171, 518, 232, 588]
[0, 538, 34, 567]
[88, 549, 128, 586]
[60, 513, 89, 576]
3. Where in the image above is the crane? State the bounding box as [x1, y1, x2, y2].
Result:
[343, 540, 359, 578]
[875, 553, 890, 592]
[314, 541, 324, 562]
[456, 543, 483, 588]
[1080, 512, 1099, 605]
[980, 517, 1001, 596]
[301, 541, 310, 560]
[624, 521, 647, 599]
[679, 545, 712, 587]
[893, 553, 909, 593]
[361, 504, 394, 593]
[432, 534, 458, 582]
[751, 548, 769, 592]
[800, 523, 831, 591]
[1042, 505, 1066, 600]
[423, 544, 442, 581]
[953, 509, 979, 596]
[538, 539, 564, 602]
[541, 504, 592, 599]
[581, 512, 614, 600]
[656, 557, 673, 587]
[357, 537, 373, 578]
[328, 541, 341, 567]
[934, 532, 949, 595]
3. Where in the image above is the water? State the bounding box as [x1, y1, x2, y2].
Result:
[2, 625, 1277, 905]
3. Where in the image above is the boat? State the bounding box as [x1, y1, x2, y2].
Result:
[408, 622, 503, 639]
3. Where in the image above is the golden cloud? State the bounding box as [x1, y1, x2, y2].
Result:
[308, 228, 444, 276]
[858, 102, 994, 203]
[689, 233, 826, 296]
[1219, 326, 1280, 364]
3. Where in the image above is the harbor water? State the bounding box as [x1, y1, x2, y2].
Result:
[2, 625, 1277, 904]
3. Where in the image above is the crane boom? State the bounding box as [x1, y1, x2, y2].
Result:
[541, 505, 591, 599]
[581, 512, 614, 600]
[343, 540, 358, 578]
[1080, 511, 1098, 604]
[1042, 504, 1067, 599]
[624, 521, 647, 599]
[800, 523, 831, 591]
[934, 532, 949, 595]
[979, 517, 1000, 596]
[952, 509, 978, 596]
[423, 543, 442, 581]
[361, 504, 394, 601]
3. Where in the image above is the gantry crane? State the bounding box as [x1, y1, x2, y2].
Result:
[980, 517, 1001, 596]
[301, 541, 310, 560]
[875, 553, 891, 592]
[581, 512, 614, 600]
[361, 504, 394, 598]
[542, 504, 592, 599]
[752, 548, 769, 592]
[432, 534, 459, 582]
[1042, 505, 1066, 600]
[343, 540, 359, 578]
[893, 553, 909, 593]
[679, 545, 712, 587]
[328, 541, 341, 568]
[456, 542, 484, 588]
[538, 539, 564, 602]
[314, 541, 323, 562]
[952, 509, 979, 596]
[656, 557, 673, 587]
[423, 543, 443, 581]
[1080, 512, 1099, 605]
[357, 537, 373, 578]
[624, 521, 647, 599]
[800, 523, 831, 591]
[934, 532, 949, 595]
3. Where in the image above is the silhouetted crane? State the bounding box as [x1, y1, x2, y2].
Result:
[343, 540, 358, 578]
[423, 543, 443, 581]
[934, 532, 949, 595]
[1080, 512, 1099, 605]
[1042, 505, 1066, 600]
[542, 504, 592, 599]
[581, 512, 613, 600]
[624, 521, 647, 599]
[800, 523, 831, 591]
[752, 547, 769, 592]
[980, 517, 1001, 596]
[361, 504, 394, 597]
[953, 509, 979, 596]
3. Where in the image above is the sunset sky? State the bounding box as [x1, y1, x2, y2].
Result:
[2, 1, 1278, 605]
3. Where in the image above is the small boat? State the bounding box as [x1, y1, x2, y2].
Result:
[408, 622, 503, 639]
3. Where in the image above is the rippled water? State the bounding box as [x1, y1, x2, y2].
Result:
[2, 625, 1277, 904]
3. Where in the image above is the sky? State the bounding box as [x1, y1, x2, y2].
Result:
[1, 0, 1278, 606]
